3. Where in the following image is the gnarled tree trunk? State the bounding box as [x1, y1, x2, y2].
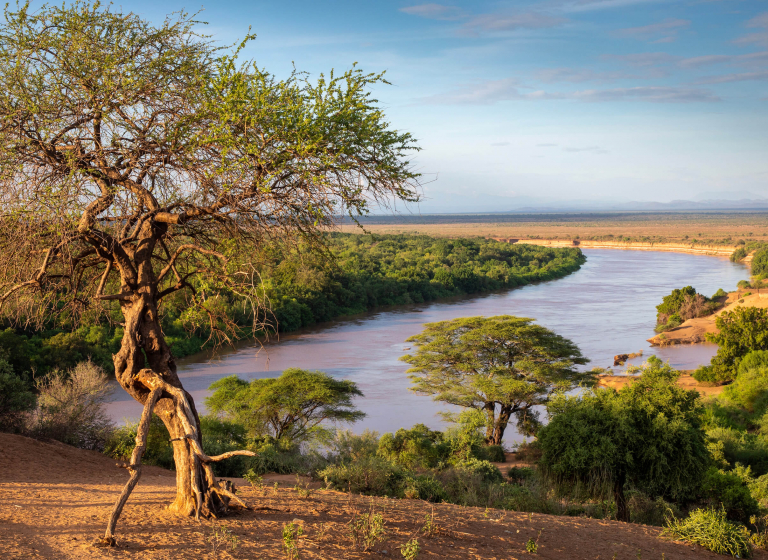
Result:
[99, 230, 254, 546]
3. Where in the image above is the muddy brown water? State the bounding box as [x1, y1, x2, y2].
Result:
[107, 249, 749, 443]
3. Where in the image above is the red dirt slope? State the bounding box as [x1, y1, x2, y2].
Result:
[1, 432, 763, 559]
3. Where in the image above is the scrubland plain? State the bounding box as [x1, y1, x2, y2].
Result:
[338, 211, 768, 243]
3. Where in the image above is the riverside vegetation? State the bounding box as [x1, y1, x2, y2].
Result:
[8, 312, 768, 556]
[0, 233, 585, 383]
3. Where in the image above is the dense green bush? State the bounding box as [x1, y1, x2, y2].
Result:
[701, 467, 760, 522]
[695, 307, 768, 383]
[402, 474, 448, 502]
[707, 428, 768, 476]
[319, 455, 406, 497]
[655, 286, 719, 330]
[0, 354, 35, 432]
[105, 415, 175, 469]
[537, 357, 710, 521]
[377, 424, 448, 469]
[753, 247, 768, 279]
[662, 507, 752, 558]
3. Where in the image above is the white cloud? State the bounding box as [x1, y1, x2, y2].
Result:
[399, 4, 465, 21]
[459, 13, 566, 36]
[573, 86, 720, 102]
[535, 67, 666, 82]
[601, 52, 679, 66]
[735, 12, 768, 47]
[399, 4, 566, 37]
[613, 18, 689, 43]
[679, 51, 768, 68]
[421, 81, 719, 104]
[695, 70, 768, 84]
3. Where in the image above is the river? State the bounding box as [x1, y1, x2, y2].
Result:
[107, 249, 749, 442]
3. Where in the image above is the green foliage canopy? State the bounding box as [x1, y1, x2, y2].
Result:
[752, 247, 768, 278]
[696, 307, 768, 383]
[205, 369, 365, 444]
[0, 235, 586, 377]
[0, 351, 34, 431]
[537, 357, 710, 521]
[401, 315, 591, 446]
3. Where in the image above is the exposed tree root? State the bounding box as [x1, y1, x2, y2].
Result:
[97, 370, 255, 547]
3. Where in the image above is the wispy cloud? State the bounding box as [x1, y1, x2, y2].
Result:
[694, 70, 768, 84]
[615, 18, 690, 42]
[602, 52, 679, 66]
[399, 4, 465, 21]
[679, 51, 768, 68]
[735, 12, 768, 47]
[419, 78, 561, 104]
[563, 145, 610, 154]
[399, 4, 566, 36]
[491, 141, 511, 146]
[459, 13, 566, 36]
[537, 143, 559, 147]
[558, 0, 676, 13]
[572, 86, 720, 102]
[421, 81, 719, 104]
[535, 67, 666, 82]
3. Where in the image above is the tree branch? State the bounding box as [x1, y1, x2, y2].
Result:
[156, 244, 227, 283]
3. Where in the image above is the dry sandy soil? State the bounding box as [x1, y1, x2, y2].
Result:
[1, 433, 764, 560]
[598, 373, 726, 397]
[647, 290, 768, 347]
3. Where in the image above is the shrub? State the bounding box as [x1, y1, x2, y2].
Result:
[707, 428, 768, 475]
[349, 510, 387, 552]
[377, 424, 448, 469]
[738, 352, 768, 376]
[105, 414, 174, 469]
[455, 458, 503, 483]
[701, 466, 760, 522]
[713, 288, 729, 299]
[331, 429, 380, 462]
[731, 247, 749, 262]
[28, 360, 114, 450]
[662, 507, 751, 558]
[199, 416, 251, 477]
[627, 492, 680, 526]
[403, 474, 447, 503]
[483, 444, 506, 463]
[508, 466, 535, 483]
[0, 356, 35, 432]
[695, 307, 768, 383]
[319, 456, 404, 496]
[722, 367, 768, 416]
[753, 248, 768, 278]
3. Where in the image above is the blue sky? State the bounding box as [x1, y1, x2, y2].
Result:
[127, 0, 768, 211]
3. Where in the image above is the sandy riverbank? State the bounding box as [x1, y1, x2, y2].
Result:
[598, 372, 726, 397]
[493, 238, 745, 258]
[647, 290, 768, 347]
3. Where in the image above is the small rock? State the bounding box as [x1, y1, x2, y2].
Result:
[613, 354, 629, 366]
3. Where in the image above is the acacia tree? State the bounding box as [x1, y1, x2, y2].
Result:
[206, 369, 365, 444]
[0, 2, 418, 544]
[401, 316, 591, 445]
